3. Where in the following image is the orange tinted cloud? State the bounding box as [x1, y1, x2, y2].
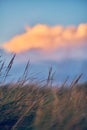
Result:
[2, 23, 87, 53]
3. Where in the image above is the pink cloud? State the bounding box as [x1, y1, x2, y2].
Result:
[1, 23, 87, 53]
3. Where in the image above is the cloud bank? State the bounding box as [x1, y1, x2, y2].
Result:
[2, 23, 87, 53]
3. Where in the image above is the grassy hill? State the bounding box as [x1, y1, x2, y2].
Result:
[0, 55, 87, 130]
[0, 82, 87, 130]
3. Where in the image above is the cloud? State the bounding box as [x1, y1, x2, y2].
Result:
[1, 23, 87, 53]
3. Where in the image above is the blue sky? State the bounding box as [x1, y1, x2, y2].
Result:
[0, 0, 87, 43]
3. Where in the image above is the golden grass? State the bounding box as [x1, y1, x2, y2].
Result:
[0, 55, 87, 130]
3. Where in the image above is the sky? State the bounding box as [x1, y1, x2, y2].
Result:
[0, 0, 87, 84]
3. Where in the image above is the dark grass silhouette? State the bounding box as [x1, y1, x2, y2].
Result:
[0, 55, 87, 130]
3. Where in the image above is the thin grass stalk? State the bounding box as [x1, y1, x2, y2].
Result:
[3, 54, 16, 82]
[17, 60, 30, 86]
[46, 67, 55, 87]
[0, 62, 5, 84]
[70, 73, 83, 88]
[61, 76, 69, 89]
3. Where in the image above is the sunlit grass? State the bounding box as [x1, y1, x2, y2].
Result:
[0, 55, 87, 130]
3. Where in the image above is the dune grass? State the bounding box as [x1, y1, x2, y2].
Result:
[0, 55, 87, 130]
